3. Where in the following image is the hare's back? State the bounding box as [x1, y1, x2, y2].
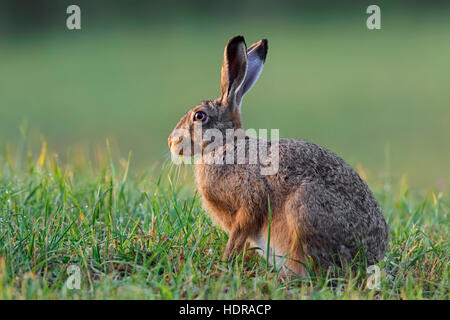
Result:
[276, 138, 372, 200]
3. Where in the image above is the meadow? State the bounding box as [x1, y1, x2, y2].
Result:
[0, 143, 448, 299]
[0, 13, 449, 299]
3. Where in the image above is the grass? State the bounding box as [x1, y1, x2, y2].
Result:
[0, 140, 448, 299]
[0, 9, 449, 299]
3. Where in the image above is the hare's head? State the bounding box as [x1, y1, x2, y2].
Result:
[168, 35, 268, 157]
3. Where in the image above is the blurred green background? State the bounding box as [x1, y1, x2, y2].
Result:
[0, 0, 449, 188]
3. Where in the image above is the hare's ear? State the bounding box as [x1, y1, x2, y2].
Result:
[236, 39, 268, 105]
[220, 35, 248, 108]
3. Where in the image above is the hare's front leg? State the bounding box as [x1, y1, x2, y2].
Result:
[222, 208, 260, 260]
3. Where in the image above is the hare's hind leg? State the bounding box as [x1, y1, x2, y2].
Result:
[279, 233, 310, 279]
[264, 216, 310, 278]
[284, 184, 354, 274]
[282, 186, 329, 277]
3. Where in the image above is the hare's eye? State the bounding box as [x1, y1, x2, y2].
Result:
[193, 111, 207, 122]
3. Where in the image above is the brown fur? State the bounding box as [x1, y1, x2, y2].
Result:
[168, 36, 389, 278]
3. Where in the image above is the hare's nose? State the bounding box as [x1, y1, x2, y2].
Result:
[168, 136, 173, 149]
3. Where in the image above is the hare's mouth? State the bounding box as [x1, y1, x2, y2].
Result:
[169, 140, 184, 156]
[169, 139, 197, 157]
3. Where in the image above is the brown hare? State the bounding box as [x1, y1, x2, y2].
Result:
[168, 35, 389, 277]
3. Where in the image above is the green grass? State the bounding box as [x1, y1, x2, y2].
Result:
[0, 141, 448, 299]
[0, 10, 449, 299]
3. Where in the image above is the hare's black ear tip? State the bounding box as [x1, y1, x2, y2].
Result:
[260, 39, 268, 61]
[228, 35, 246, 46]
[250, 39, 268, 62]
